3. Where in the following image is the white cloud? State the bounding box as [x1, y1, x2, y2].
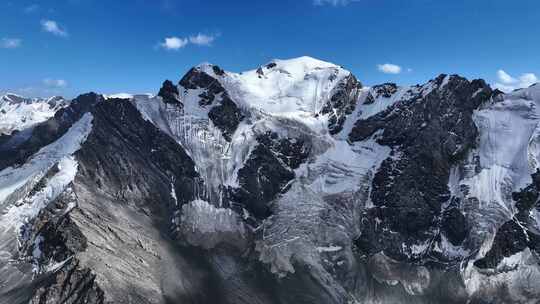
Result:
[377, 63, 402, 74]
[1, 38, 21, 49]
[159, 33, 217, 50]
[497, 70, 516, 84]
[494, 69, 538, 92]
[160, 37, 189, 50]
[43, 78, 68, 88]
[189, 33, 215, 46]
[314, 0, 358, 6]
[41, 20, 68, 37]
[520, 73, 538, 85]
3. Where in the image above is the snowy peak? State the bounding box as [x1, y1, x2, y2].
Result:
[0, 94, 67, 135]
[226, 56, 355, 118]
[0, 93, 27, 104]
[503, 82, 540, 101]
[167, 56, 361, 138]
[257, 56, 341, 79]
[0, 93, 66, 106]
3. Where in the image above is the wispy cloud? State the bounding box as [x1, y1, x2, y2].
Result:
[494, 69, 538, 92]
[189, 33, 216, 46]
[158, 33, 217, 50]
[1, 38, 22, 49]
[159, 37, 189, 50]
[24, 4, 39, 13]
[43, 78, 68, 88]
[313, 0, 359, 6]
[41, 20, 68, 37]
[3, 79, 69, 98]
[377, 63, 402, 74]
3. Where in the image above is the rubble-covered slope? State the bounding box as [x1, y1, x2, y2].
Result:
[1, 57, 540, 304]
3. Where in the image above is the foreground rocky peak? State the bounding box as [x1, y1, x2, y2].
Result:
[1, 57, 540, 304]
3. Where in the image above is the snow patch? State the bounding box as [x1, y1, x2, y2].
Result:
[1, 156, 79, 230]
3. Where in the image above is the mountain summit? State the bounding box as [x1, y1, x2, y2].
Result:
[0, 57, 539, 304]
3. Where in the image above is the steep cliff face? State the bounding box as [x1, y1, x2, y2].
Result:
[1, 58, 540, 304]
[351, 75, 492, 260]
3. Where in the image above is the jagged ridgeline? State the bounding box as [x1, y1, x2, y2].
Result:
[1, 56, 540, 304]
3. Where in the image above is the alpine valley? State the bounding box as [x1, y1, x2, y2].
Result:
[1, 56, 540, 304]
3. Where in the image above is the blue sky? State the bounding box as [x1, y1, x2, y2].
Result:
[1, 0, 539, 97]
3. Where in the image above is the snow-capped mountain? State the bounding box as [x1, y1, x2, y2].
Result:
[0, 94, 68, 136]
[0, 56, 539, 304]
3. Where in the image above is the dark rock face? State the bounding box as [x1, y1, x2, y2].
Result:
[212, 65, 225, 76]
[440, 203, 469, 246]
[78, 98, 200, 209]
[352, 75, 492, 260]
[256, 131, 311, 170]
[373, 83, 398, 98]
[229, 144, 295, 220]
[207, 96, 245, 141]
[179, 66, 226, 106]
[178, 66, 245, 141]
[0, 93, 103, 170]
[256, 67, 264, 77]
[321, 74, 361, 134]
[362, 84, 398, 105]
[475, 171, 540, 269]
[474, 220, 529, 269]
[21, 189, 87, 266]
[17, 176, 102, 304]
[228, 132, 311, 221]
[157, 80, 182, 105]
[19, 98, 204, 304]
[31, 260, 105, 304]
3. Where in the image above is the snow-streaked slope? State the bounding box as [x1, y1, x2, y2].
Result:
[451, 85, 540, 240]
[444, 84, 540, 301]
[135, 57, 363, 206]
[0, 113, 93, 228]
[0, 94, 67, 135]
[134, 57, 395, 282]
